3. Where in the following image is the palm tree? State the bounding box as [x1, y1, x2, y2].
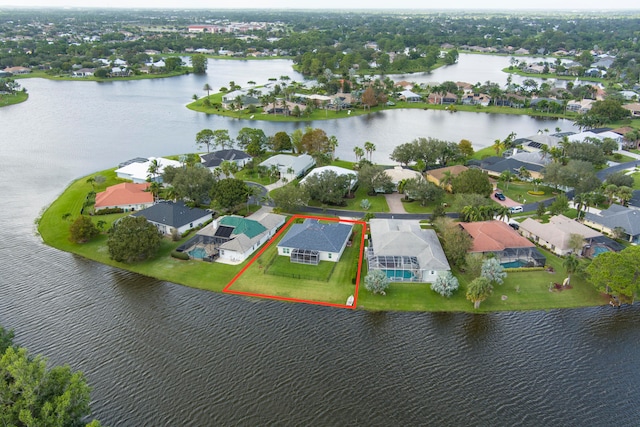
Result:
[192, 94, 198, 102]
[147, 159, 160, 182]
[532, 178, 543, 192]
[495, 206, 511, 222]
[604, 184, 618, 205]
[364, 141, 376, 162]
[440, 170, 454, 190]
[353, 146, 365, 162]
[499, 170, 514, 191]
[616, 186, 634, 206]
[328, 136, 338, 160]
[148, 181, 161, 201]
[86, 176, 95, 190]
[492, 139, 504, 155]
[203, 83, 212, 98]
[573, 193, 585, 219]
[563, 254, 579, 286]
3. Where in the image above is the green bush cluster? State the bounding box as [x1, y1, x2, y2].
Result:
[527, 190, 545, 196]
[94, 207, 124, 215]
[503, 266, 545, 272]
[171, 250, 190, 260]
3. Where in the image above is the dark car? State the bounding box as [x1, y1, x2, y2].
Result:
[494, 192, 506, 201]
[508, 222, 520, 230]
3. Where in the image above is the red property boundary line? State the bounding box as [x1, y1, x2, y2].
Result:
[223, 214, 367, 310]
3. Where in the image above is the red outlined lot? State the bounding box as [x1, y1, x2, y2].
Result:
[223, 214, 366, 309]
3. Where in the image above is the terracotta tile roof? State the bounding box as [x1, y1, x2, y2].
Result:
[95, 183, 153, 208]
[459, 220, 535, 253]
[427, 165, 468, 182]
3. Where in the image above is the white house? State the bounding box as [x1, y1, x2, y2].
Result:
[519, 215, 602, 256]
[277, 219, 353, 264]
[259, 154, 315, 182]
[367, 219, 450, 283]
[196, 212, 285, 263]
[115, 157, 181, 183]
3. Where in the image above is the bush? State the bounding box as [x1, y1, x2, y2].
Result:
[527, 190, 545, 196]
[94, 207, 124, 215]
[171, 250, 190, 260]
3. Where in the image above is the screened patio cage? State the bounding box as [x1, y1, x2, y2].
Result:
[494, 247, 546, 267]
[367, 249, 422, 282]
[290, 248, 320, 265]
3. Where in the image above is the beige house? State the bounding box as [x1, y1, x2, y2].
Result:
[519, 215, 602, 256]
[426, 165, 468, 192]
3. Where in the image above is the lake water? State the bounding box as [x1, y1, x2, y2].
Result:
[0, 55, 638, 426]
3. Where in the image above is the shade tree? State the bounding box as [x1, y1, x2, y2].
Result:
[107, 216, 162, 263]
[481, 257, 507, 286]
[451, 169, 492, 196]
[586, 246, 640, 304]
[466, 276, 493, 309]
[364, 269, 390, 295]
[209, 178, 251, 212]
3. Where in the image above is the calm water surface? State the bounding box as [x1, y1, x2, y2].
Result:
[0, 55, 638, 426]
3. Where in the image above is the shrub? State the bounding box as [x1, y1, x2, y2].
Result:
[171, 250, 190, 260]
[94, 207, 124, 215]
[527, 190, 545, 196]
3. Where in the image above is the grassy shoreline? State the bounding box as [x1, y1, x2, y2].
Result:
[187, 93, 578, 122]
[15, 69, 192, 82]
[36, 165, 607, 312]
[0, 91, 28, 107]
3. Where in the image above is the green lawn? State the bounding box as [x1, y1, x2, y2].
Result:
[629, 172, 640, 190]
[358, 247, 606, 312]
[228, 223, 362, 305]
[400, 192, 458, 214]
[0, 91, 28, 107]
[15, 69, 190, 82]
[38, 167, 610, 312]
[496, 181, 558, 204]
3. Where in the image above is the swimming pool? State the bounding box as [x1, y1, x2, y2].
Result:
[188, 247, 208, 259]
[501, 260, 528, 269]
[592, 246, 610, 257]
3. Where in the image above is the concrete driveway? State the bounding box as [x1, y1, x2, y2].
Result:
[384, 193, 407, 213]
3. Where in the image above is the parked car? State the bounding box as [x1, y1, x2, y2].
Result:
[494, 192, 506, 201]
[508, 222, 520, 230]
[509, 206, 523, 213]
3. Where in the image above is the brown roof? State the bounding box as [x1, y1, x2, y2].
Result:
[427, 165, 468, 182]
[95, 182, 153, 208]
[611, 126, 634, 136]
[459, 220, 535, 253]
[622, 103, 640, 113]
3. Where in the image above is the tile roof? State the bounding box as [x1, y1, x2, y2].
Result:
[427, 165, 468, 182]
[132, 201, 211, 228]
[95, 183, 153, 208]
[459, 220, 535, 252]
[369, 219, 450, 271]
[278, 219, 352, 253]
[519, 215, 601, 251]
[584, 205, 640, 236]
[219, 215, 267, 239]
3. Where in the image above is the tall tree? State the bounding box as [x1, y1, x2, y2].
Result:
[195, 128, 215, 153]
[171, 166, 216, 205]
[107, 216, 162, 263]
[209, 178, 250, 212]
[452, 169, 492, 196]
[203, 83, 212, 98]
[191, 54, 207, 74]
[363, 141, 376, 162]
[434, 217, 472, 267]
[271, 183, 309, 213]
[69, 216, 99, 243]
[586, 246, 640, 303]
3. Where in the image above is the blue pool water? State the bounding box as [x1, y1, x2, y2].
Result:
[385, 270, 415, 280]
[501, 260, 527, 268]
[188, 247, 207, 259]
[592, 246, 610, 257]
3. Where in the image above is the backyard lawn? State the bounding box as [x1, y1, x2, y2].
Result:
[496, 181, 558, 204]
[227, 222, 363, 305]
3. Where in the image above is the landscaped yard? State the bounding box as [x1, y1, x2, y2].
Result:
[358, 247, 606, 312]
[631, 172, 640, 190]
[496, 181, 558, 204]
[227, 222, 363, 305]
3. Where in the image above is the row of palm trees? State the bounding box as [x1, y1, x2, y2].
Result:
[353, 141, 376, 162]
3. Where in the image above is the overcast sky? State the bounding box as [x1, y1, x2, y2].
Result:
[0, 0, 637, 10]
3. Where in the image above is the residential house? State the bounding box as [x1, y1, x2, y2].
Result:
[583, 205, 640, 244]
[568, 130, 624, 150]
[367, 219, 450, 283]
[191, 212, 285, 263]
[221, 87, 269, 109]
[115, 157, 181, 183]
[200, 149, 251, 172]
[426, 165, 468, 191]
[277, 219, 353, 264]
[72, 68, 95, 77]
[459, 220, 546, 267]
[398, 90, 422, 103]
[476, 156, 545, 180]
[94, 182, 154, 212]
[519, 215, 603, 256]
[427, 92, 457, 105]
[132, 201, 213, 237]
[384, 166, 423, 191]
[395, 81, 414, 91]
[259, 154, 315, 182]
[566, 99, 593, 114]
[300, 166, 358, 191]
[3, 66, 31, 75]
[622, 103, 640, 118]
[462, 93, 491, 106]
[514, 133, 563, 153]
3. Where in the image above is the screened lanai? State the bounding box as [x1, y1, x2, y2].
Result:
[290, 248, 320, 265]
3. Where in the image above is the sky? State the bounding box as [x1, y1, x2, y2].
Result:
[0, 0, 637, 10]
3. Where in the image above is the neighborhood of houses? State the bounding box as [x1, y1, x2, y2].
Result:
[91, 122, 639, 298]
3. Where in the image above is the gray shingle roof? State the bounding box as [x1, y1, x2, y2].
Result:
[132, 201, 211, 228]
[278, 219, 352, 253]
[200, 149, 250, 168]
[584, 205, 640, 236]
